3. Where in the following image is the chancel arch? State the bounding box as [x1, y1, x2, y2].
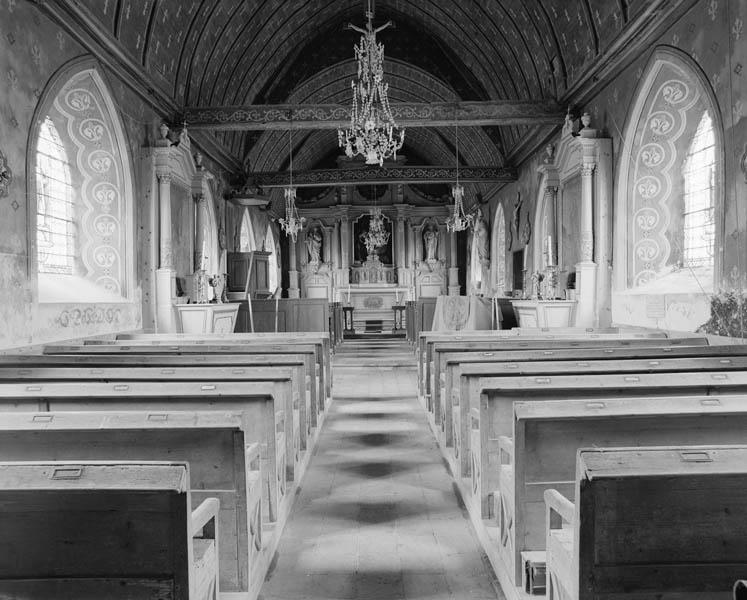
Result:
[613, 46, 724, 330]
[28, 58, 135, 304]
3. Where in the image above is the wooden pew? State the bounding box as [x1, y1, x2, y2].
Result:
[546, 446, 747, 600]
[451, 354, 747, 479]
[736, 581, 747, 600]
[0, 364, 305, 480]
[425, 335, 707, 424]
[472, 370, 747, 525]
[500, 396, 747, 594]
[0, 352, 317, 446]
[0, 380, 287, 524]
[419, 330, 701, 409]
[112, 332, 332, 406]
[44, 342, 327, 426]
[417, 328, 677, 398]
[439, 343, 747, 450]
[0, 411, 264, 597]
[0, 461, 219, 600]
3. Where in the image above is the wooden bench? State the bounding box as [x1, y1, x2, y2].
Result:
[546, 446, 747, 600]
[450, 354, 747, 480]
[112, 332, 332, 407]
[0, 380, 287, 524]
[0, 460, 219, 600]
[0, 411, 263, 597]
[439, 343, 747, 450]
[0, 364, 306, 480]
[420, 333, 704, 413]
[417, 328, 678, 398]
[425, 335, 707, 429]
[44, 342, 326, 427]
[472, 371, 747, 523]
[498, 396, 747, 593]
[0, 352, 316, 447]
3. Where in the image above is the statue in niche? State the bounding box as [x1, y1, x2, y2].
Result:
[512, 191, 523, 245]
[423, 226, 439, 261]
[305, 227, 322, 265]
[474, 209, 489, 261]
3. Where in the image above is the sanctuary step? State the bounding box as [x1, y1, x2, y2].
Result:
[334, 338, 416, 368]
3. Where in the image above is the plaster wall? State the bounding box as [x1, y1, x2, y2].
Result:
[0, 1, 228, 347]
[487, 0, 747, 332]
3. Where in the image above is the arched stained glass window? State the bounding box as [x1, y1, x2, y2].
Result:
[31, 64, 134, 303]
[36, 116, 76, 276]
[681, 111, 716, 271]
[266, 223, 279, 294]
[239, 209, 256, 252]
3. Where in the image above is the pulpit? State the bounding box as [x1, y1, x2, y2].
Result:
[511, 299, 576, 328]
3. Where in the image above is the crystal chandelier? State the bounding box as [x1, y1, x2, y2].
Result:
[277, 128, 305, 242]
[446, 120, 474, 232]
[338, 0, 404, 167]
[362, 206, 390, 258]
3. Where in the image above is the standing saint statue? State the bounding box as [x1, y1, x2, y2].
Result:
[423, 227, 438, 261]
[306, 228, 322, 264]
[474, 210, 489, 261]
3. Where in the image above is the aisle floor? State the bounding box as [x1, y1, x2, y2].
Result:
[259, 340, 502, 600]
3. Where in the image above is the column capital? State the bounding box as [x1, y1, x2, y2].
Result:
[156, 171, 172, 184]
[581, 161, 596, 177]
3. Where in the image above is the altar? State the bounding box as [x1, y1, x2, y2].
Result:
[341, 285, 410, 332]
[511, 299, 576, 328]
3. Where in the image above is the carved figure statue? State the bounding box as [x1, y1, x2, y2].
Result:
[512, 191, 522, 243]
[423, 227, 438, 261]
[474, 210, 489, 261]
[306, 228, 322, 264]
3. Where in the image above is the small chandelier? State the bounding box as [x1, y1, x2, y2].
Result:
[338, 0, 404, 166]
[277, 128, 305, 242]
[362, 205, 390, 257]
[446, 120, 474, 233]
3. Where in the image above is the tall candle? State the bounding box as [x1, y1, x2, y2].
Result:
[347, 283, 351, 303]
[395, 290, 399, 303]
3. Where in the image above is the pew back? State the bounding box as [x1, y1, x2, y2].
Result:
[0, 412, 261, 595]
[0, 381, 285, 524]
[0, 461, 212, 600]
[507, 395, 747, 587]
[555, 446, 747, 599]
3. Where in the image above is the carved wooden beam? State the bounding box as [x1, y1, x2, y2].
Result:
[246, 165, 516, 188]
[183, 101, 564, 131]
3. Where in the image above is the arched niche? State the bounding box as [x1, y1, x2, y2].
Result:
[612, 46, 724, 331]
[615, 46, 724, 296]
[490, 203, 507, 295]
[27, 57, 136, 304]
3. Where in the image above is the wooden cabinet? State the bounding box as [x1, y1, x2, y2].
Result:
[227, 251, 271, 300]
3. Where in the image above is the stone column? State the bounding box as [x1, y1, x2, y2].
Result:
[287, 234, 300, 299]
[333, 220, 340, 269]
[340, 208, 351, 283]
[395, 214, 406, 269]
[154, 124, 175, 333]
[407, 222, 415, 268]
[544, 185, 558, 266]
[448, 229, 460, 296]
[575, 156, 598, 327]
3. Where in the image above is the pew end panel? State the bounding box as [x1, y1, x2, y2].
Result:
[0, 461, 216, 600]
[544, 488, 574, 600]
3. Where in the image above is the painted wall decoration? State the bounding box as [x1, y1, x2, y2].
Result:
[0, 149, 11, 197]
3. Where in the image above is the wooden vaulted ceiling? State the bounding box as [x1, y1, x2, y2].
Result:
[74, 0, 652, 175]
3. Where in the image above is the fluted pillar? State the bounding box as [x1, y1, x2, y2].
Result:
[448, 229, 460, 296]
[575, 156, 598, 327]
[287, 234, 300, 298]
[154, 123, 176, 333]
